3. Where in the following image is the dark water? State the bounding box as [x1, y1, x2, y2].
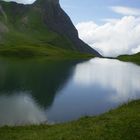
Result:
[0, 58, 140, 126]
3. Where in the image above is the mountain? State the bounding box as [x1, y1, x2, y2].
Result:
[0, 0, 100, 57]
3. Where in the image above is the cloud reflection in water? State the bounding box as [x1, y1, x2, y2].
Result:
[47, 58, 140, 123]
[74, 58, 140, 102]
[0, 92, 46, 126]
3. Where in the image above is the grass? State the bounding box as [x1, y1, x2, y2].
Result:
[118, 52, 140, 65]
[0, 0, 82, 59]
[0, 10, 94, 59]
[0, 100, 140, 140]
[0, 0, 99, 59]
[0, 45, 95, 59]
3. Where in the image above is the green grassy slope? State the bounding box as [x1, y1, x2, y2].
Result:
[118, 52, 140, 65]
[0, 100, 140, 140]
[0, 1, 92, 58]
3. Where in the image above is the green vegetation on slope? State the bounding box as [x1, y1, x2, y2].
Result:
[0, 46, 94, 59]
[0, 24, 93, 59]
[118, 52, 140, 65]
[0, 0, 88, 58]
[0, 0, 100, 58]
[0, 100, 140, 140]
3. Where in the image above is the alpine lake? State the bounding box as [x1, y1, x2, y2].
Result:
[0, 57, 140, 126]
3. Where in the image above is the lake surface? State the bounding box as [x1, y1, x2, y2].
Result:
[0, 58, 140, 126]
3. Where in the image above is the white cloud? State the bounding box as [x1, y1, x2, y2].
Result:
[76, 16, 140, 57]
[132, 45, 140, 54]
[3, 0, 35, 4]
[111, 6, 140, 16]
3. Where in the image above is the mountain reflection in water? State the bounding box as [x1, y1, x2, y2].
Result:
[0, 58, 140, 125]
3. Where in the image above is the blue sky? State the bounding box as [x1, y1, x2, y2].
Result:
[60, 0, 140, 24]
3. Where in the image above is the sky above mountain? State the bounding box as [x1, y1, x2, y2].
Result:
[2, 0, 140, 57]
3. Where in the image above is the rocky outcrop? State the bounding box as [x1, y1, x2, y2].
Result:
[0, 5, 7, 22]
[0, 5, 8, 37]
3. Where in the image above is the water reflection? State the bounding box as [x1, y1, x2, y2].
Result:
[0, 59, 77, 108]
[47, 58, 140, 123]
[74, 58, 140, 102]
[0, 58, 140, 125]
[0, 92, 46, 126]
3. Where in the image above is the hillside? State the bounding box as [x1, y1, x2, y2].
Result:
[0, 0, 100, 57]
[118, 52, 140, 65]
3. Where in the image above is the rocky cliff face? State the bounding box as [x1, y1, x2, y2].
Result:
[0, 0, 100, 56]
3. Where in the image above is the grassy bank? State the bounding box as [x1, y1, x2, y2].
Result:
[118, 52, 140, 65]
[0, 100, 140, 140]
[0, 46, 95, 60]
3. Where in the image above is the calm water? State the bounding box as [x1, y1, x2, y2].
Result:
[0, 58, 140, 126]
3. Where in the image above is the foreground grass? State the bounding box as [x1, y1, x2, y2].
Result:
[118, 52, 140, 65]
[0, 100, 140, 140]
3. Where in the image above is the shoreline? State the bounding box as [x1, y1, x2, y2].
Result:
[0, 99, 140, 140]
